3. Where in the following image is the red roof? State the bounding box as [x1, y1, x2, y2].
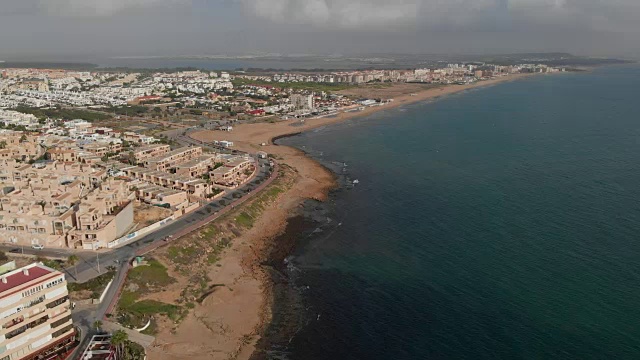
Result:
[247, 109, 265, 115]
[0, 265, 54, 295]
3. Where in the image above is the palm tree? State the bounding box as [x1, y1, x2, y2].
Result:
[67, 255, 79, 279]
[93, 320, 103, 333]
[110, 330, 128, 359]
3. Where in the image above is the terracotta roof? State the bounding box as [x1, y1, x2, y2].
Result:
[0, 264, 53, 295]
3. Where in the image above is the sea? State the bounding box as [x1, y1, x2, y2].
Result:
[268, 65, 640, 360]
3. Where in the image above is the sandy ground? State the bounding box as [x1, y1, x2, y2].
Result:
[146, 74, 534, 360]
[134, 202, 172, 229]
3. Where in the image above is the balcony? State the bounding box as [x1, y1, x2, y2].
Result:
[5, 315, 48, 340]
[52, 324, 73, 338]
[46, 296, 69, 310]
[2, 316, 24, 330]
[51, 315, 71, 329]
[26, 295, 45, 308]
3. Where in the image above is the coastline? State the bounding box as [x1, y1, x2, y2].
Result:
[192, 73, 537, 153]
[150, 73, 541, 359]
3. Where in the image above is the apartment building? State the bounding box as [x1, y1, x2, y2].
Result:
[132, 144, 171, 163]
[174, 155, 217, 178]
[0, 133, 43, 163]
[144, 146, 203, 172]
[81, 142, 123, 157]
[134, 184, 188, 208]
[46, 148, 79, 163]
[120, 166, 209, 197]
[121, 132, 157, 145]
[0, 263, 76, 360]
[0, 160, 134, 249]
[210, 156, 254, 187]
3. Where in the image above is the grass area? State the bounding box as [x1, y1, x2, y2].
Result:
[166, 245, 199, 265]
[127, 259, 173, 290]
[127, 300, 183, 320]
[117, 261, 184, 332]
[117, 289, 185, 332]
[118, 290, 140, 309]
[235, 212, 254, 228]
[13, 105, 111, 121]
[239, 184, 285, 224]
[68, 270, 116, 297]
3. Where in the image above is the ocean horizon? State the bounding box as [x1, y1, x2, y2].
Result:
[268, 64, 640, 359]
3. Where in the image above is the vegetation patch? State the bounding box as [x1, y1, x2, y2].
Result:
[13, 105, 111, 121]
[68, 270, 116, 300]
[128, 259, 174, 291]
[235, 212, 254, 228]
[127, 300, 183, 320]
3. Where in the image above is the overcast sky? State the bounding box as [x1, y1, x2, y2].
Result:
[0, 0, 638, 60]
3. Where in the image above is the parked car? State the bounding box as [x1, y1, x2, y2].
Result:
[31, 244, 44, 250]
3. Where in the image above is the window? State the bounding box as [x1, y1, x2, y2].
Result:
[22, 285, 45, 298]
[46, 278, 64, 288]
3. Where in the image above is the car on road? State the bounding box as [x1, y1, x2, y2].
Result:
[31, 244, 44, 250]
[9, 248, 20, 253]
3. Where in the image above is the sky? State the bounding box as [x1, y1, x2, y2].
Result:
[0, 0, 638, 60]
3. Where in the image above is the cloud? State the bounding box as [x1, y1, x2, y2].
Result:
[238, 0, 640, 33]
[239, 0, 421, 29]
[37, 0, 191, 17]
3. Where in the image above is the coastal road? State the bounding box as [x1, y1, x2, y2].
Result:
[73, 157, 272, 283]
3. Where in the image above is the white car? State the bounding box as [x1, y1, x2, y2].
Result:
[31, 244, 44, 250]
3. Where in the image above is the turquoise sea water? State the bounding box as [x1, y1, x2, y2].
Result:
[277, 65, 640, 359]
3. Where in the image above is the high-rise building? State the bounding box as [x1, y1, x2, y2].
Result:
[290, 94, 315, 111]
[0, 263, 76, 360]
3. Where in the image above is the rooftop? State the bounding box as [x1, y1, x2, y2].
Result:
[0, 263, 57, 295]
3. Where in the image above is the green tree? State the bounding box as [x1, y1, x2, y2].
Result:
[111, 330, 128, 359]
[93, 320, 103, 332]
[0, 140, 7, 149]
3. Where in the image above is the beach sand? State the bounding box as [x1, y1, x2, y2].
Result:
[147, 73, 534, 359]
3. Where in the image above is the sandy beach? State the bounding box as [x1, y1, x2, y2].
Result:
[146, 73, 535, 359]
[191, 73, 534, 155]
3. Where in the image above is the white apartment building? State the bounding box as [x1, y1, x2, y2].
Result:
[0, 263, 76, 360]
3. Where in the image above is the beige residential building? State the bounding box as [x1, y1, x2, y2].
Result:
[120, 166, 209, 197]
[175, 155, 217, 178]
[144, 146, 203, 172]
[45, 148, 79, 163]
[0, 263, 76, 360]
[134, 184, 188, 208]
[81, 142, 122, 157]
[211, 156, 254, 187]
[0, 160, 134, 249]
[132, 144, 170, 163]
[0, 132, 44, 163]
